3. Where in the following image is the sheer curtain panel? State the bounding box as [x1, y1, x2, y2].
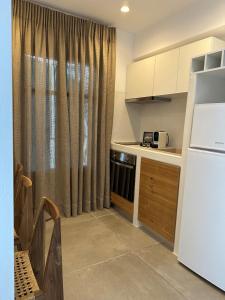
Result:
[13, 0, 116, 216]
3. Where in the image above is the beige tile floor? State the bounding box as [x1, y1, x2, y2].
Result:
[60, 208, 225, 300]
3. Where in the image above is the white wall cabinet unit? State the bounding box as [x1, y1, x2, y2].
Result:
[126, 56, 155, 99]
[153, 48, 179, 96]
[177, 37, 225, 93]
[125, 37, 225, 98]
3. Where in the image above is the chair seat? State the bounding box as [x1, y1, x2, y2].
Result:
[15, 251, 41, 299]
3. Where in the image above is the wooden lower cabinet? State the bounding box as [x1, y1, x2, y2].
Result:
[138, 158, 180, 243]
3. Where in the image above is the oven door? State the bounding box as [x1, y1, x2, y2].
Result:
[110, 159, 135, 203]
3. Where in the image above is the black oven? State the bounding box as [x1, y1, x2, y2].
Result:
[110, 150, 136, 202]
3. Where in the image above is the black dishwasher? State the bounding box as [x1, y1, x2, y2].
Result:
[110, 150, 136, 202]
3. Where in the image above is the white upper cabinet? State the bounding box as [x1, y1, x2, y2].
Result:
[177, 37, 225, 93]
[153, 48, 179, 96]
[125, 37, 225, 98]
[125, 56, 155, 99]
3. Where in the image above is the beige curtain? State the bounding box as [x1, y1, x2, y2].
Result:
[13, 0, 116, 216]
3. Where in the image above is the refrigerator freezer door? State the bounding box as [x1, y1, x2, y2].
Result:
[191, 103, 225, 151]
[178, 148, 225, 291]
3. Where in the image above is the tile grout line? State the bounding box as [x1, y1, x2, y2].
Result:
[63, 210, 133, 227]
[91, 212, 115, 220]
[62, 209, 116, 226]
[64, 244, 160, 278]
[61, 210, 114, 227]
[62, 215, 96, 224]
[62, 212, 162, 278]
[62, 211, 188, 298]
[64, 251, 131, 276]
[133, 251, 190, 300]
[64, 245, 189, 299]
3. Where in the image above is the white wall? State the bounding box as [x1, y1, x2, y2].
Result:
[0, 1, 14, 299]
[139, 96, 187, 148]
[134, 0, 225, 59]
[112, 29, 142, 142]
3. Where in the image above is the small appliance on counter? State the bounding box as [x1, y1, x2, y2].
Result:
[141, 131, 169, 149]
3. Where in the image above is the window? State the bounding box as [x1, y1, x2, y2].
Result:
[67, 62, 89, 167]
[27, 54, 89, 170]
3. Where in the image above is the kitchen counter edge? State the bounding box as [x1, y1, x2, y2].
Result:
[111, 142, 183, 167]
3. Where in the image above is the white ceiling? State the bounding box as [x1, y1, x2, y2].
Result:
[35, 0, 199, 33]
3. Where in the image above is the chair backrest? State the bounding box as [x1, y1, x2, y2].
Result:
[30, 197, 64, 300]
[15, 175, 33, 250]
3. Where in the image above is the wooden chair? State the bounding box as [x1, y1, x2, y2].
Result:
[14, 197, 64, 300]
[14, 175, 33, 250]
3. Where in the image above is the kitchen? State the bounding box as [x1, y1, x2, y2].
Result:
[2, 1, 225, 299]
[111, 34, 225, 288]
[111, 37, 225, 248]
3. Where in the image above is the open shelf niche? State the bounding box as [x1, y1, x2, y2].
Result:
[205, 51, 223, 70]
[192, 56, 205, 72]
[192, 49, 225, 73]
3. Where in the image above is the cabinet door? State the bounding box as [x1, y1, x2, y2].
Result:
[177, 39, 212, 93]
[153, 48, 179, 96]
[125, 56, 155, 99]
[138, 158, 180, 243]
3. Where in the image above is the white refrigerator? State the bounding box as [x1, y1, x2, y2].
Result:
[178, 103, 225, 291]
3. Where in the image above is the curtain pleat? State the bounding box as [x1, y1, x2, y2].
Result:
[13, 0, 116, 216]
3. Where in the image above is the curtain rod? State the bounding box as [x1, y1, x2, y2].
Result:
[26, 0, 113, 27]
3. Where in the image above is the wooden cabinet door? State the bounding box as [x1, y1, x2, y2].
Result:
[153, 48, 179, 96]
[138, 158, 180, 243]
[125, 56, 155, 99]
